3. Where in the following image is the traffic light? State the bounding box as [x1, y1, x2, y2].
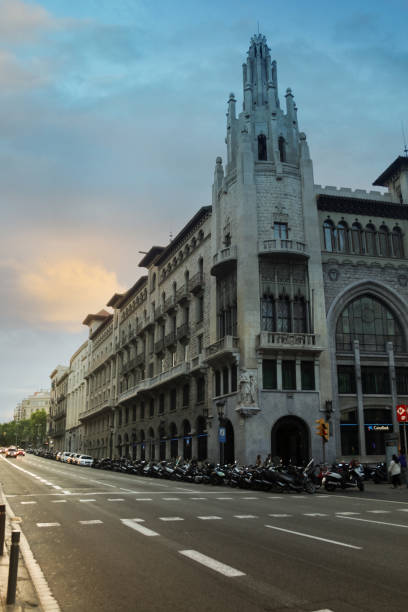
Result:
[315, 418, 324, 436]
[315, 418, 329, 442]
[321, 420, 329, 442]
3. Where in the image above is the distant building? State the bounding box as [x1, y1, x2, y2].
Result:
[14, 390, 50, 421]
[48, 366, 69, 450]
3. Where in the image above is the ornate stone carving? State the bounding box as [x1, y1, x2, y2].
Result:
[398, 274, 408, 287]
[239, 369, 258, 405]
[328, 268, 339, 281]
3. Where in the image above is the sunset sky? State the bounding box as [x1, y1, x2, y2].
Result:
[1, 0, 408, 421]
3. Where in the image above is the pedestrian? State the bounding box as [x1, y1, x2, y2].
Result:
[255, 454, 262, 467]
[388, 454, 401, 489]
[398, 450, 407, 487]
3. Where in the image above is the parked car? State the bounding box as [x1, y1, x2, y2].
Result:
[72, 454, 82, 465]
[66, 453, 77, 464]
[61, 451, 72, 463]
[6, 446, 17, 458]
[77, 455, 94, 467]
[0, 447, 6, 454]
[56, 451, 62, 461]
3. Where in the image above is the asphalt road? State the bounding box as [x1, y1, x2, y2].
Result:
[1, 454, 408, 612]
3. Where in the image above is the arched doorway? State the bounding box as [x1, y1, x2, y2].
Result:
[224, 419, 234, 464]
[196, 416, 207, 461]
[271, 416, 309, 465]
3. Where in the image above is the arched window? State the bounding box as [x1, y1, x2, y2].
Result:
[336, 295, 404, 352]
[159, 425, 166, 461]
[261, 294, 274, 331]
[258, 134, 267, 161]
[148, 427, 155, 461]
[351, 222, 363, 254]
[277, 296, 291, 332]
[392, 226, 404, 258]
[336, 221, 349, 252]
[278, 136, 286, 162]
[364, 224, 377, 256]
[293, 297, 307, 333]
[378, 225, 391, 257]
[323, 220, 335, 252]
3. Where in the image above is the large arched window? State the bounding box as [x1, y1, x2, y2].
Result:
[277, 296, 291, 332]
[336, 295, 404, 352]
[392, 226, 404, 258]
[364, 224, 377, 256]
[323, 220, 335, 252]
[351, 222, 363, 254]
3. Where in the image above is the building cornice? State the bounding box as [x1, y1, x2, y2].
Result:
[316, 193, 408, 220]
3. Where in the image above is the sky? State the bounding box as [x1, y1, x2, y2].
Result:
[1, 0, 408, 421]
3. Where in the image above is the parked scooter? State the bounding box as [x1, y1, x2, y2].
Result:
[322, 460, 364, 492]
[265, 459, 316, 493]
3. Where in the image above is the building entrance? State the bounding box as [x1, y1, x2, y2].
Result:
[271, 416, 309, 465]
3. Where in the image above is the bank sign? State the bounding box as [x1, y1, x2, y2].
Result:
[366, 424, 391, 431]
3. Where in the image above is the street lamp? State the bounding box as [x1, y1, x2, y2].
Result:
[216, 400, 226, 467]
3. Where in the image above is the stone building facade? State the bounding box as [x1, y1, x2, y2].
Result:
[65, 342, 88, 453]
[49, 34, 408, 464]
[49, 366, 69, 450]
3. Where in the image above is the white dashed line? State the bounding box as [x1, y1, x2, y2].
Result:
[265, 524, 362, 549]
[108, 498, 124, 502]
[79, 499, 96, 503]
[79, 520, 103, 525]
[37, 523, 61, 528]
[190, 497, 207, 500]
[52, 500, 67, 503]
[179, 550, 245, 577]
[335, 512, 360, 516]
[398, 508, 408, 512]
[21, 501, 37, 505]
[198, 516, 222, 520]
[159, 517, 184, 521]
[120, 518, 159, 536]
[135, 498, 152, 501]
[162, 497, 180, 501]
[233, 515, 257, 519]
[366, 510, 390, 514]
[304, 513, 328, 517]
[268, 513, 292, 518]
[241, 497, 258, 500]
[216, 497, 233, 500]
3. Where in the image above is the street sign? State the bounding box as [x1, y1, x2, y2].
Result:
[396, 405, 408, 422]
[219, 427, 226, 443]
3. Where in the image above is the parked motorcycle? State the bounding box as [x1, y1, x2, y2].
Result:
[322, 461, 364, 492]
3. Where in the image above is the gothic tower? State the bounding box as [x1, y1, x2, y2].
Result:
[209, 34, 332, 464]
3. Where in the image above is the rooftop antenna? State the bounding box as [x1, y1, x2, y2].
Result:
[401, 120, 408, 157]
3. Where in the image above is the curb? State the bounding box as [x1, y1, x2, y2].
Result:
[0, 487, 60, 612]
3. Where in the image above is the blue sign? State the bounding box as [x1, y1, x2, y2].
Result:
[219, 427, 226, 443]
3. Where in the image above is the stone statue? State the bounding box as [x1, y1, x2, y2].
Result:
[239, 370, 257, 405]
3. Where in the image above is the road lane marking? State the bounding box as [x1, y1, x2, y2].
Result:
[179, 550, 245, 577]
[79, 520, 103, 525]
[267, 496, 283, 499]
[190, 497, 207, 500]
[108, 498, 124, 502]
[304, 513, 327, 517]
[398, 509, 408, 512]
[335, 512, 360, 515]
[37, 523, 61, 528]
[242, 497, 258, 500]
[52, 500, 67, 503]
[21, 501, 37, 505]
[216, 497, 233, 500]
[233, 515, 257, 519]
[366, 510, 390, 514]
[120, 518, 159, 536]
[162, 497, 180, 501]
[198, 516, 222, 520]
[312, 609, 335, 612]
[337, 516, 408, 529]
[159, 517, 184, 521]
[135, 498, 152, 501]
[268, 514, 292, 518]
[265, 524, 362, 549]
[79, 499, 96, 503]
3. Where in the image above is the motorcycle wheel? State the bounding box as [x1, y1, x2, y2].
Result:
[358, 480, 364, 492]
[324, 483, 336, 492]
[305, 481, 315, 494]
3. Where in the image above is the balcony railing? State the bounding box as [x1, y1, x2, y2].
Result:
[176, 284, 189, 303]
[79, 397, 115, 420]
[118, 362, 190, 403]
[211, 245, 237, 276]
[257, 331, 320, 350]
[189, 272, 204, 293]
[154, 339, 165, 354]
[164, 331, 176, 347]
[164, 295, 176, 312]
[176, 323, 190, 340]
[121, 358, 136, 375]
[205, 336, 239, 358]
[258, 239, 307, 255]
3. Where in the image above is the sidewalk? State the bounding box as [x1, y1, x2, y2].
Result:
[0, 512, 41, 611]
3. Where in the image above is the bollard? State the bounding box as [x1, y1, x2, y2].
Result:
[0, 503, 5, 556]
[6, 530, 20, 605]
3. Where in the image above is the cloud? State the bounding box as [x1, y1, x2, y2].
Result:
[0, 0, 57, 43]
[18, 258, 123, 331]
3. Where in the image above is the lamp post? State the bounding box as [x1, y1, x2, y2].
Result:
[216, 401, 226, 467]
